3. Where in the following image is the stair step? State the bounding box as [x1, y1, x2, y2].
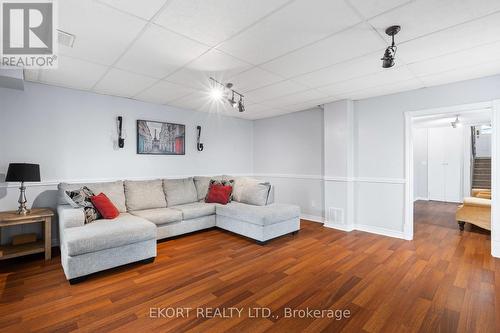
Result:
[473, 182, 491, 186]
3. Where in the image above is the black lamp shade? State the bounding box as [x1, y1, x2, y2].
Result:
[5, 163, 41, 182]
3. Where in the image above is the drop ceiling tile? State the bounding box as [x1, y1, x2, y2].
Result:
[37, 56, 108, 90]
[94, 69, 157, 97]
[228, 67, 284, 92]
[409, 41, 500, 77]
[134, 80, 194, 104]
[261, 89, 328, 108]
[399, 12, 500, 64]
[164, 49, 252, 90]
[293, 51, 383, 88]
[115, 25, 209, 79]
[368, 0, 500, 43]
[168, 91, 238, 115]
[218, 0, 361, 64]
[317, 65, 415, 96]
[419, 60, 500, 87]
[348, 0, 412, 19]
[97, 0, 168, 20]
[154, 0, 290, 46]
[261, 23, 384, 78]
[243, 80, 309, 102]
[280, 96, 337, 111]
[337, 78, 422, 100]
[58, 0, 147, 65]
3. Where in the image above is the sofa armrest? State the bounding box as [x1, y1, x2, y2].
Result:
[267, 185, 275, 205]
[463, 197, 491, 208]
[57, 205, 85, 229]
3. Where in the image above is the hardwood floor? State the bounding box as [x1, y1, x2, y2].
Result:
[0, 209, 498, 332]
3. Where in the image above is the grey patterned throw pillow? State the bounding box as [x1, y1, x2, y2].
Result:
[65, 186, 101, 224]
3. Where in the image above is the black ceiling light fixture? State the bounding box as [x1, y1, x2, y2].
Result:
[381, 25, 401, 68]
[209, 77, 245, 112]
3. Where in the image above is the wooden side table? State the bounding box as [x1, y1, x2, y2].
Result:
[0, 208, 54, 260]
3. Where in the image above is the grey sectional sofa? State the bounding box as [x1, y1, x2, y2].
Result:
[57, 176, 300, 283]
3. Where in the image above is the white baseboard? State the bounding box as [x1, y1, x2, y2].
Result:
[324, 222, 407, 240]
[492, 240, 500, 258]
[354, 224, 407, 240]
[414, 197, 429, 202]
[323, 222, 354, 232]
[300, 214, 324, 223]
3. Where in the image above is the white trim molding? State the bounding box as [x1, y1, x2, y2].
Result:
[0, 173, 254, 189]
[404, 100, 497, 252]
[324, 222, 408, 240]
[300, 214, 325, 223]
[491, 99, 500, 258]
[257, 174, 407, 184]
[253, 173, 323, 180]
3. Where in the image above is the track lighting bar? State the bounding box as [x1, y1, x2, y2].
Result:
[209, 77, 245, 112]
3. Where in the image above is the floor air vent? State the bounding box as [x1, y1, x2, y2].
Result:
[327, 207, 344, 225]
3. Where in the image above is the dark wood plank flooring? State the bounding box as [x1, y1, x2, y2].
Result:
[0, 203, 497, 332]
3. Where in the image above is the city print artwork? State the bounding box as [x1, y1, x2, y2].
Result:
[137, 120, 185, 155]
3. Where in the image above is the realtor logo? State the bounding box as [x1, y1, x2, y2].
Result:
[1, 0, 57, 68]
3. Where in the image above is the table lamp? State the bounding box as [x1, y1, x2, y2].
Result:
[5, 163, 41, 215]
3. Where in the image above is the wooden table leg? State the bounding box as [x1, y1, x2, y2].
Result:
[44, 217, 51, 260]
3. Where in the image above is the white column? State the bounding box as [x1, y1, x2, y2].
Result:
[323, 100, 355, 231]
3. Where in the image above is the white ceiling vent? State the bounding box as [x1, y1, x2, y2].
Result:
[57, 29, 76, 48]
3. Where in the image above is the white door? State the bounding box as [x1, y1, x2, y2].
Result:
[443, 127, 463, 202]
[428, 127, 463, 202]
[428, 128, 446, 201]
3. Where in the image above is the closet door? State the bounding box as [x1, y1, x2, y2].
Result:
[427, 127, 463, 202]
[443, 127, 463, 202]
[428, 128, 446, 201]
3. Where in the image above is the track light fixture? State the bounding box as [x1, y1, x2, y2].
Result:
[238, 96, 245, 113]
[228, 91, 237, 108]
[209, 77, 245, 112]
[381, 25, 400, 68]
[451, 116, 461, 128]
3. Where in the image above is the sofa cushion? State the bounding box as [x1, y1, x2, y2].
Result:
[124, 179, 167, 211]
[170, 202, 217, 220]
[63, 213, 156, 256]
[59, 181, 127, 213]
[163, 178, 198, 206]
[239, 183, 272, 206]
[193, 175, 225, 201]
[130, 208, 182, 225]
[232, 177, 261, 202]
[216, 202, 300, 226]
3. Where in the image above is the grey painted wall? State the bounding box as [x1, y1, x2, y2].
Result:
[0, 82, 254, 244]
[253, 108, 324, 219]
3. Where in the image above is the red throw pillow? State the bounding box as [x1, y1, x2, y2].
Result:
[205, 184, 233, 204]
[90, 193, 119, 219]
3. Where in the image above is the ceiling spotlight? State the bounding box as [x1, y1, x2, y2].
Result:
[209, 77, 245, 112]
[381, 25, 400, 68]
[238, 96, 245, 113]
[228, 91, 237, 108]
[451, 115, 461, 128]
[209, 86, 224, 100]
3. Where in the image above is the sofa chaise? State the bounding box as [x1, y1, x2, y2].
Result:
[57, 176, 300, 283]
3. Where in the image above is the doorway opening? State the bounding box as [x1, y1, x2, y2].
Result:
[404, 101, 499, 257]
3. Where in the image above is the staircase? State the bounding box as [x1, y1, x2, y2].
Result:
[472, 157, 491, 189]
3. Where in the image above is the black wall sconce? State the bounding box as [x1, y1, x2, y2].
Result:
[117, 116, 125, 148]
[197, 126, 204, 151]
